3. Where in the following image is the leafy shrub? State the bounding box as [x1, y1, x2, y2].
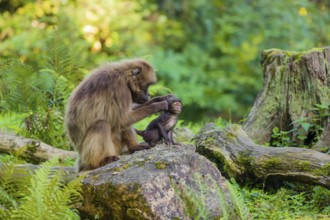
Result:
[0, 31, 81, 149]
[2, 0, 330, 121]
[243, 185, 330, 219]
[270, 104, 330, 148]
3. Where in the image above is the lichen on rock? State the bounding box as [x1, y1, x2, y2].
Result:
[78, 144, 235, 220]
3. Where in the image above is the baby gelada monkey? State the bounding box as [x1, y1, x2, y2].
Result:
[136, 95, 182, 147]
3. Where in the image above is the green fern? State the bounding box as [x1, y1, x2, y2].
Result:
[194, 173, 211, 219]
[10, 159, 83, 220]
[0, 159, 83, 220]
[43, 30, 80, 81]
[170, 174, 211, 219]
[210, 178, 229, 220]
[0, 30, 80, 148]
[0, 59, 42, 112]
[227, 179, 251, 220]
[0, 161, 30, 219]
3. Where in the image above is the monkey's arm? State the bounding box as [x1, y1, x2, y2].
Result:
[133, 95, 172, 110]
[125, 101, 168, 126]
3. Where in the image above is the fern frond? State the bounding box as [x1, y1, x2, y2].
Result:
[9, 159, 82, 220]
[0, 58, 46, 112]
[0, 161, 30, 195]
[227, 178, 251, 220]
[44, 30, 79, 80]
[0, 161, 30, 219]
[170, 173, 212, 219]
[193, 173, 211, 219]
[209, 178, 229, 220]
[0, 186, 18, 209]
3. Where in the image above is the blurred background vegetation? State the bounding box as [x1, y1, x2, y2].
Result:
[1, 0, 330, 148]
[1, 1, 330, 218]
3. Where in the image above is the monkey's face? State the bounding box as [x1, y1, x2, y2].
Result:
[166, 95, 182, 114]
[169, 101, 182, 114]
[128, 61, 156, 104]
[170, 101, 182, 114]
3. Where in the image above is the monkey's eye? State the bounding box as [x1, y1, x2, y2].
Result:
[132, 67, 142, 76]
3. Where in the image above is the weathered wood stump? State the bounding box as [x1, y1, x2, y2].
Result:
[243, 48, 330, 151]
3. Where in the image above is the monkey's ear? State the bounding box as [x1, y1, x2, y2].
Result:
[132, 67, 142, 76]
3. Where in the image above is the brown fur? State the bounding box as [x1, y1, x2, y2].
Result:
[65, 58, 169, 171]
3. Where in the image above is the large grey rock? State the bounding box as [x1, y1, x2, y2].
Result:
[78, 144, 235, 220]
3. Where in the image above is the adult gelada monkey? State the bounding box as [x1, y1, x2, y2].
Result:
[65, 58, 170, 171]
[136, 95, 182, 147]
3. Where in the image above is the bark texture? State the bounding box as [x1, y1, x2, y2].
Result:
[195, 124, 330, 189]
[243, 48, 330, 151]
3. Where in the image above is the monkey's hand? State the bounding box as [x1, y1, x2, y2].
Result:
[152, 100, 168, 111]
[155, 94, 176, 102]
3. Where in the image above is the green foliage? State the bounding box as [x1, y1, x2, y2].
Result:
[149, 0, 330, 121]
[172, 174, 252, 220]
[0, 59, 41, 112]
[271, 127, 292, 147]
[43, 31, 80, 81]
[311, 104, 330, 140]
[1, 0, 330, 122]
[243, 185, 330, 219]
[0, 31, 80, 149]
[0, 112, 27, 133]
[271, 104, 330, 148]
[227, 179, 251, 220]
[21, 107, 67, 149]
[0, 160, 30, 218]
[0, 159, 83, 220]
[171, 173, 330, 220]
[171, 174, 211, 219]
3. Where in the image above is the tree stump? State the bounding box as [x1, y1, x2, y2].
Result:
[243, 48, 330, 151]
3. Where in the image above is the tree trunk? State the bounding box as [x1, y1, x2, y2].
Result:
[0, 133, 77, 163]
[195, 124, 330, 189]
[243, 48, 330, 151]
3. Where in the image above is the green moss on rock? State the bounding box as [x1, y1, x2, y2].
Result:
[154, 161, 169, 169]
[261, 157, 282, 169]
[237, 150, 254, 171]
[112, 163, 131, 172]
[313, 162, 330, 176]
[292, 160, 312, 171]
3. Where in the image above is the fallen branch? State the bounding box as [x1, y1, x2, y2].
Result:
[0, 163, 77, 183]
[0, 133, 77, 163]
[195, 124, 330, 189]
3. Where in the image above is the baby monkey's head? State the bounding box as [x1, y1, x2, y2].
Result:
[166, 95, 182, 115]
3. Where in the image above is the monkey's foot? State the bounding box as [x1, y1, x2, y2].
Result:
[101, 156, 120, 166]
[129, 143, 151, 153]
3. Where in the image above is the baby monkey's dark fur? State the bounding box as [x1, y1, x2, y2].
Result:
[136, 95, 182, 147]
